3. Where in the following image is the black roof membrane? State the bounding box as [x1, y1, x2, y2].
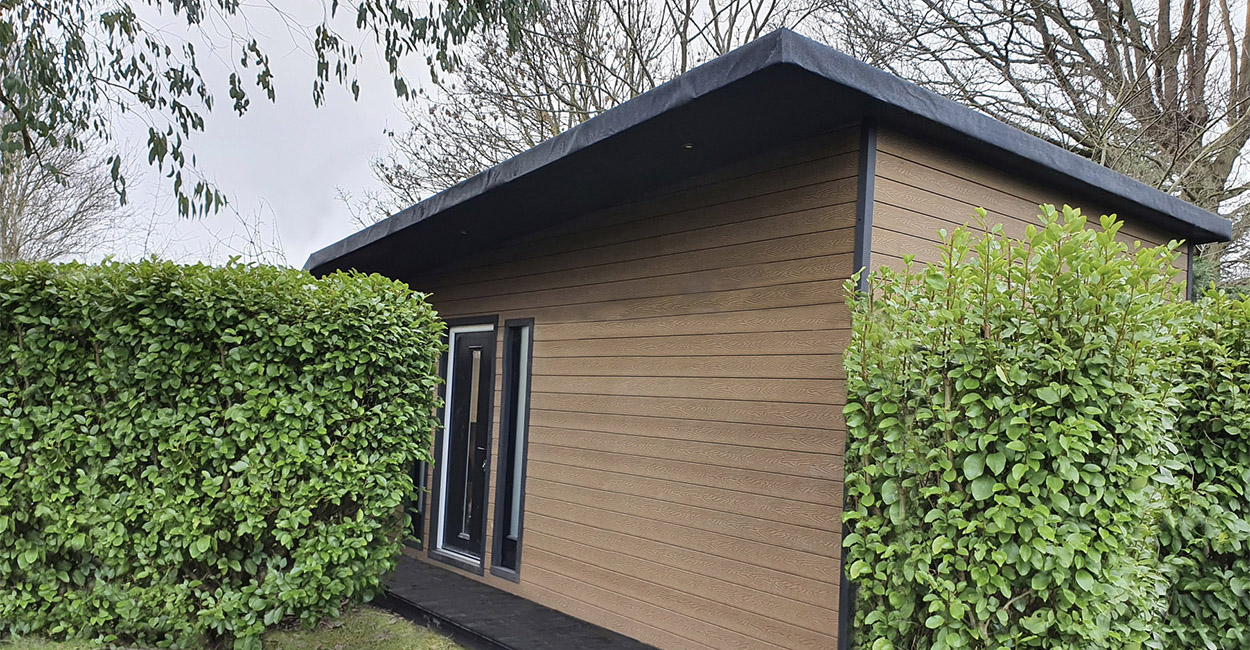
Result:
[306, 29, 1231, 277]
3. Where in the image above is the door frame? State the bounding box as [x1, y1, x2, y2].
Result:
[427, 316, 497, 574]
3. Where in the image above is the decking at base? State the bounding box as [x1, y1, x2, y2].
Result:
[381, 554, 656, 650]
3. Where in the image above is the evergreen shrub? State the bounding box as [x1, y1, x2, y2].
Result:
[1162, 289, 1250, 649]
[844, 206, 1183, 650]
[0, 260, 444, 649]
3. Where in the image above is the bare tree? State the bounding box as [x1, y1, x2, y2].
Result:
[818, 0, 1250, 284]
[361, 0, 828, 220]
[362, 0, 1249, 286]
[0, 141, 131, 261]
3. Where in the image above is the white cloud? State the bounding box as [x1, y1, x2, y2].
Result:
[105, 3, 430, 268]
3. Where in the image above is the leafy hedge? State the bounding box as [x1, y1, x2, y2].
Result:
[843, 206, 1183, 650]
[0, 260, 444, 649]
[1162, 289, 1250, 649]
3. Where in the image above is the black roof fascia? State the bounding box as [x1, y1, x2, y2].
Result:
[306, 29, 1230, 276]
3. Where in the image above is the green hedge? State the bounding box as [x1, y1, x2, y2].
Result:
[0, 260, 444, 649]
[1162, 289, 1250, 649]
[843, 206, 1182, 650]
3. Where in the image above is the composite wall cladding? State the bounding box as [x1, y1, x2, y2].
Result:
[405, 124, 861, 650]
[870, 128, 1192, 280]
[400, 123, 1190, 650]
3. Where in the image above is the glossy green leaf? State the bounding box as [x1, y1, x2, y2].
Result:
[0, 259, 445, 647]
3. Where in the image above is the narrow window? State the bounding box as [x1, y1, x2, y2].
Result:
[492, 319, 533, 579]
[408, 460, 428, 549]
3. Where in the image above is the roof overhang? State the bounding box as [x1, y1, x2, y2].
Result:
[306, 29, 1231, 277]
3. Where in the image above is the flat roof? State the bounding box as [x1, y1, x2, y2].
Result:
[306, 28, 1231, 276]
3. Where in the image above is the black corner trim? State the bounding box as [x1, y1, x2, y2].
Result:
[852, 120, 878, 294]
[1187, 242, 1196, 301]
[490, 318, 535, 583]
[839, 119, 877, 650]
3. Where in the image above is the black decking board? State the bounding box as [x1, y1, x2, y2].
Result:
[381, 555, 659, 650]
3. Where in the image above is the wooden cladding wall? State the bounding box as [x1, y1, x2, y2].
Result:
[402, 126, 861, 650]
[870, 129, 1193, 280]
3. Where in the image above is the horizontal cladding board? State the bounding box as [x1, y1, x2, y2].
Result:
[872, 190, 1189, 271]
[527, 442, 842, 504]
[525, 530, 837, 637]
[519, 574, 720, 650]
[526, 142, 859, 246]
[872, 172, 1182, 249]
[429, 224, 857, 304]
[526, 475, 837, 556]
[529, 424, 840, 480]
[441, 280, 846, 326]
[532, 375, 843, 405]
[533, 329, 850, 358]
[875, 131, 1191, 256]
[533, 304, 848, 342]
[528, 512, 840, 609]
[422, 164, 859, 286]
[526, 547, 836, 650]
[531, 353, 845, 379]
[434, 255, 853, 316]
[874, 152, 1166, 245]
[526, 458, 841, 530]
[872, 173, 1169, 248]
[433, 178, 859, 286]
[525, 495, 841, 584]
[528, 409, 845, 455]
[878, 130, 1184, 244]
[531, 391, 846, 429]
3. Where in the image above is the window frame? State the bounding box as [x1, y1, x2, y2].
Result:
[490, 318, 535, 581]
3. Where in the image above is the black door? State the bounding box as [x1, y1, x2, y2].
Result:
[440, 328, 494, 559]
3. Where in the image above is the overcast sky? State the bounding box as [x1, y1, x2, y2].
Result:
[108, 5, 427, 268]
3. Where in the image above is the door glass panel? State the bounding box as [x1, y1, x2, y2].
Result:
[437, 326, 494, 562]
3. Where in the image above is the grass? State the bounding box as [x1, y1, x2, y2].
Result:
[2, 606, 465, 650]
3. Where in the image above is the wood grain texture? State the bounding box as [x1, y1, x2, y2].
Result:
[525, 495, 842, 584]
[528, 409, 846, 454]
[525, 440, 840, 500]
[526, 547, 836, 650]
[402, 125, 859, 650]
[427, 205, 858, 300]
[527, 512, 841, 608]
[872, 129, 1191, 277]
[435, 255, 852, 316]
[421, 133, 861, 282]
[535, 329, 850, 357]
[531, 391, 845, 429]
[533, 375, 843, 404]
[531, 353, 845, 379]
[525, 476, 838, 554]
[533, 304, 847, 341]
[526, 458, 841, 529]
[529, 424, 840, 479]
[422, 172, 858, 290]
[525, 530, 838, 636]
